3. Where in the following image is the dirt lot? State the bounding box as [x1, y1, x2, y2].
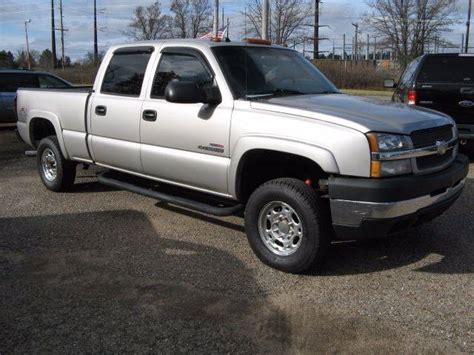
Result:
[1, 128, 473, 353]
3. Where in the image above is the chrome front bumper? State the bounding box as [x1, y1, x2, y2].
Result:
[331, 178, 466, 227]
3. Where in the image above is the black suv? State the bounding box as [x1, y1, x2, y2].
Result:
[385, 54, 474, 152]
[0, 70, 71, 126]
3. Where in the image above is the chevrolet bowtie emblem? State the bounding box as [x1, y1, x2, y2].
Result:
[436, 140, 448, 155]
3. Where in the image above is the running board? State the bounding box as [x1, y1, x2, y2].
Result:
[97, 172, 243, 217]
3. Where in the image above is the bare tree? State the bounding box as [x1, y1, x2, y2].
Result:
[170, 0, 212, 38]
[363, 0, 458, 65]
[243, 0, 312, 45]
[126, 2, 172, 40]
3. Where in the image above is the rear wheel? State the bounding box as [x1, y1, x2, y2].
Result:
[244, 178, 331, 273]
[37, 136, 76, 192]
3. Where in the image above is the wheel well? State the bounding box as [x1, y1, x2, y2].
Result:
[236, 149, 327, 201]
[30, 118, 57, 147]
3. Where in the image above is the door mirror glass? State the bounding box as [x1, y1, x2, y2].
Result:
[383, 79, 396, 88]
[165, 81, 220, 105]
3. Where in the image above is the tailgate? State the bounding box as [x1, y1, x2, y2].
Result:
[416, 55, 474, 125]
[417, 83, 474, 125]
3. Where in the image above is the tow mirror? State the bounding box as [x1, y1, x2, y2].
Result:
[165, 81, 221, 105]
[383, 79, 397, 89]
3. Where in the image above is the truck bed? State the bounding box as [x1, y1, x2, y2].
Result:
[16, 87, 93, 162]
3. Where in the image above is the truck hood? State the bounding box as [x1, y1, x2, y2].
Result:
[250, 93, 454, 134]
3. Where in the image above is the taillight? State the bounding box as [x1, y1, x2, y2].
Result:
[407, 90, 417, 105]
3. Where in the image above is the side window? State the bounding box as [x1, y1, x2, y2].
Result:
[400, 59, 419, 86]
[101, 51, 152, 96]
[151, 53, 213, 98]
[0, 74, 39, 92]
[39, 75, 69, 88]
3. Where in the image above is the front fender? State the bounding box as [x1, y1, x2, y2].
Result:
[27, 110, 70, 159]
[228, 135, 339, 198]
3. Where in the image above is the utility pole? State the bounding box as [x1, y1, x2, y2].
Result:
[94, 0, 98, 65]
[374, 36, 377, 60]
[462, 33, 465, 52]
[213, 0, 219, 40]
[51, 0, 57, 68]
[222, 7, 225, 27]
[332, 39, 335, 59]
[466, 0, 472, 53]
[352, 23, 359, 61]
[342, 34, 346, 61]
[366, 34, 370, 60]
[59, 0, 65, 69]
[262, 0, 269, 40]
[244, 7, 247, 37]
[24, 19, 32, 70]
[314, 0, 320, 60]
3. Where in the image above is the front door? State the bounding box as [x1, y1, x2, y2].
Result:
[89, 47, 154, 172]
[140, 47, 232, 195]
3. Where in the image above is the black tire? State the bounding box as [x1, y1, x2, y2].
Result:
[37, 136, 76, 192]
[244, 178, 331, 273]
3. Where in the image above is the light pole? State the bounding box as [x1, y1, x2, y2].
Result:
[24, 19, 32, 70]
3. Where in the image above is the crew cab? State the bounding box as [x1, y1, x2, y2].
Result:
[0, 70, 71, 127]
[385, 53, 474, 154]
[16, 40, 469, 273]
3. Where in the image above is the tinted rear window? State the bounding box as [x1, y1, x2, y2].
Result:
[418, 56, 474, 83]
[0, 73, 39, 92]
[101, 51, 152, 96]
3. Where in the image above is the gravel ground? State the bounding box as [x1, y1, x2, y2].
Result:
[0, 128, 473, 353]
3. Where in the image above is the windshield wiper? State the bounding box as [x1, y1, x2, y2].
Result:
[247, 89, 306, 100]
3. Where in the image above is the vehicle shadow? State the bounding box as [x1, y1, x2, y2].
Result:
[155, 202, 246, 233]
[69, 181, 118, 193]
[0, 210, 290, 353]
[149, 178, 473, 277]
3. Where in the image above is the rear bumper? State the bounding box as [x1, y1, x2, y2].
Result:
[458, 124, 474, 140]
[329, 154, 469, 239]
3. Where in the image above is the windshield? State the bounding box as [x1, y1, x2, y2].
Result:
[212, 46, 338, 100]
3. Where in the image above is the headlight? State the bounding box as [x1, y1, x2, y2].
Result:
[368, 133, 411, 151]
[367, 133, 413, 178]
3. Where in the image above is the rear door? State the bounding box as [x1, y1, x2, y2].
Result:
[416, 55, 474, 125]
[0, 73, 39, 123]
[89, 46, 154, 173]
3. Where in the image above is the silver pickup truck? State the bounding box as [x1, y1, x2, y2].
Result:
[17, 39, 469, 273]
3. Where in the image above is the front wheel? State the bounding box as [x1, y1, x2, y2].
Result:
[244, 178, 331, 273]
[37, 136, 76, 192]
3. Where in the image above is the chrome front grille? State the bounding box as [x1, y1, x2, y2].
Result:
[410, 125, 457, 174]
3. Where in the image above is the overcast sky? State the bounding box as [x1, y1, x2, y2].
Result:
[0, 0, 470, 61]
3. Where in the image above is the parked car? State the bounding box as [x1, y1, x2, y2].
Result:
[0, 70, 72, 127]
[385, 53, 474, 154]
[16, 40, 469, 273]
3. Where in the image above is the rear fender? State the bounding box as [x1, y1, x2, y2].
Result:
[27, 110, 69, 159]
